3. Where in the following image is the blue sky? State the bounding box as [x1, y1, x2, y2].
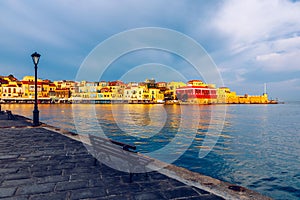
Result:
[0, 0, 300, 100]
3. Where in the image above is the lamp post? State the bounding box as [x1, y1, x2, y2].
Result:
[31, 52, 41, 126]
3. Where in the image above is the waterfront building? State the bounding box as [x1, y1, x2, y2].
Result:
[95, 81, 107, 100]
[123, 82, 154, 103]
[236, 93, 269, 104]
[108, 81, 125, 101]
[217, 87, 236, 103]
[73, 81, 92, 99]
[217, 87, 269, 104]
[54, 80, 76, 95]
[86, 82, 98, 99]
[0, 74, 272, 104]
[21, 76, 43, 99]
[1, 79, 23, 100]
[156, 82, 168, 96]
[123, 82, 139, 102]
[49, 83, 57, 101]
[54, 88, 70, 102]
[0, 78, 7, 98]
[176, 80, 217, 104]
[97, 87, 112, 100]
[149, 88, 165, 103]
[166, 81, 186, 100]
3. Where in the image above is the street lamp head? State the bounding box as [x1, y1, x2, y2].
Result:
[31, 52, 41, 65]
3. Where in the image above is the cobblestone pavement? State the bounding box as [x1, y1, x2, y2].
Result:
[0, 113, 225, 200]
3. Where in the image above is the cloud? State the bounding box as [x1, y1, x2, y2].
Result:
[255, 36, 300, 71]
[213, 0, 300, 50]
[210, 0, 300, 96]
[256, 51, 300, 72]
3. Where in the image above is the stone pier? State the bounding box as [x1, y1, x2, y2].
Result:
[0, 112, 271, 200]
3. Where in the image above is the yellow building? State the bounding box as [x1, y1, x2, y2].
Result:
[217, 87, 269, 104]
[1, 81, 23, 99]
[108, 81, 125, 101]
[21, 76, 43, 98]
[149, 88, 164, 103]
[237, 93, 269, 104]
[97, 87, 112, 100]
[123, 82, 155, 102]
[166, 81, 186, 100]
[0, 75, 22, 100]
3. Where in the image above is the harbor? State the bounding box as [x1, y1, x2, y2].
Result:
[1, 103, 299, 199]
[0, 111, 272, 200]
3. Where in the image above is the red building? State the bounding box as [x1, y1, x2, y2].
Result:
[176, 80, 217, 104]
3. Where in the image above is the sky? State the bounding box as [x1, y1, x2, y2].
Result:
[0, 0, 300, 101]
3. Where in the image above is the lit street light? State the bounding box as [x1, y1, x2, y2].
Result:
[31, 52, 41, 126]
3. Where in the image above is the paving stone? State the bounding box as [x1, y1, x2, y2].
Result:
[30, 165, 51, 172]
[107, 183, 142, 195]
[0, 154, 19, 160]
[32, 169, 62, 177]
[16, 182, 56, 195]
[122, 173, 149, 183]
[69, 172, 102, 181]
[0, 195, 29, 200]
[148, 172, 169, 180]
[36, 175, 69, 184]
[55, 180, 89, 191]
[70, 187, 107, 199]
[138, 180, 174, 191]
[1, 178, 35, 187]
[48, 162, 75, 170]
[134, 191, 167, 200]
[88, 178, 106, 187]
[4, 172, 31, 180]
[168, 178, 189, 187]
[98, 176, 122, 185]
[64, 166, 101, 175]
[163, 187, 200, 199]
[0, 168, 18, 174]
[104, 195, 131, 200]
[29, 191, 68, 200]
[0, 187, 17, 198]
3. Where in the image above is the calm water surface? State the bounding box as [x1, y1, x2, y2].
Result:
[4, 102, 300, 200]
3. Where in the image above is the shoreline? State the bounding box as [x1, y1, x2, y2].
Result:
[5, 112, 272, 200]
[0, 100, 280, 105]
